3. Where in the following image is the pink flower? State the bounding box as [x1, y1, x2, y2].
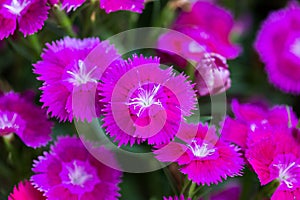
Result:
[9, 180, 46, 200]
[100, 0, 145, 13]
[0, 91, 53, 148]
[246, 127, 300, 200]
[34, 37, 120, 122]
[163, 194, 191, 200]
[0, 0, 49, 40]
[159, 1, 240, 62]
[221, 99, 297, 149]
[154, 122, 244, 185]
[195, 52, 231, 96]
[255, 2, 300, 94]
[31, 136, 122, 200]
[99, 54, 196, 146]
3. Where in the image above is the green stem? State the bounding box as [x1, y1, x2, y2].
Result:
[185, 61, 196, 82]
[254, 180, 280, 200]
[180, 176, 191, 194]
[28, 34, 41, 55]
[286, 106, 292, 128]
[188, 182, 196, 198]
[163, 167, 178, 196]
[53, 6, 76, 37]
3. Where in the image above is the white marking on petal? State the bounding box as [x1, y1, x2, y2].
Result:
[126, 84, 162, 117]
[67, 161, 92, 187]
[67, 60, 98, 86]
[4, 0, 29, 16]
[188, 140, 215, 158]
[290, 38, 300, 58]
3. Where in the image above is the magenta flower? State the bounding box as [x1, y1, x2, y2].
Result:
[173, 1, 240, 60]
[221, 99, 297, 149]
[99, 54, 196, 146]
[34, 37, 120, 122]
[9, 180, 46, 200]
[246, 127, 300, 200]
[255, 2, 300, 94]
[0, 0, 49, 40]
[154, 122, 244, 185]
[0, 91, 53, 148]
[100, 0, 145, 13]
[31, 136, 122, 199]
[163, 194, 191, 200]
[195, 52, 231, 96]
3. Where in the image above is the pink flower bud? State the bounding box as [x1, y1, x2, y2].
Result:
[195, 52, 231, 96]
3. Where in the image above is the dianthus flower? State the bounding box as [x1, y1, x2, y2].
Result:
[31, 136, 122, 200]
[154, 122, 244, 185]
[221, 99, 297, 149]
[9, 180, 46, 200]
[34, 37, 120, 122]
[99, 54, 196, 146]
[195, 52, 231, 96]
[157, 1, 240, 66]
[246, 127, 300, 200]
[0, 0, 49, 40]
[255, 2, 300, 94]
[0, 91, 53, 148]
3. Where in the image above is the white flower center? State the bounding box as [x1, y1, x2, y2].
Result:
[66, 60, 98, 86]
[0, 113, 18, 130]
[274, 161, 300, 189]
[188, 140, 216, 158]
[126, 84, 162, 117]
[67, 161, 92, 187]
[4, 0, 29, 16]
[290, 38, 300, 58]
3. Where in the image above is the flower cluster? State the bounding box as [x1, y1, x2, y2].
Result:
[4, 0, 300, 200]
[221, 99, 300, 199]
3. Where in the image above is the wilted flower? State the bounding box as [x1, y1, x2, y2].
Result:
[31, 136, 122, 200]
[0, 91, 53, 148]
[255, 2, 300, 94]
[0, 0, 49, 39]
[9, 180, 46, 200]
[195, 52, 231, 96]
[154, 122, 244, 185]
[99, 54, 196, 146]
